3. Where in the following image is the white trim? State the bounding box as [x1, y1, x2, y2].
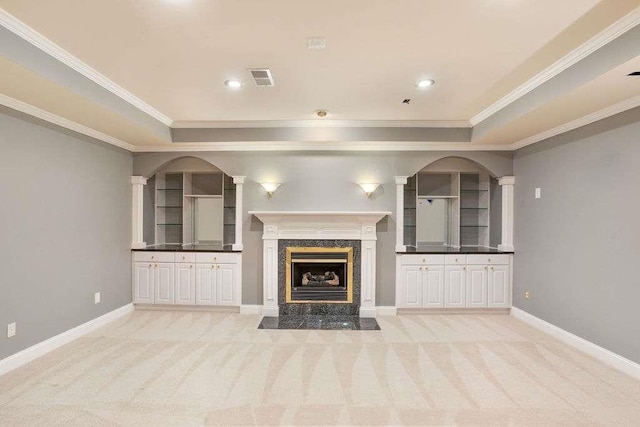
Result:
[359, 306, 377, 318]
[512, 95, 640, 149]
[133, 141, 513, 152]
[470, 6, 640, 126]
[511, 307, 640, 380]
[0, 9, 173, 127]
[172, 119, 471, 129]
[240, 304, 263, 315]
[262, 306, 279, 318]
[0, 303, 134, 377]
[376, 306, 398, 316]
[0, 94, 135, 151]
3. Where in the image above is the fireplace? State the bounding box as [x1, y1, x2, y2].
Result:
[286, 247, 353, 303]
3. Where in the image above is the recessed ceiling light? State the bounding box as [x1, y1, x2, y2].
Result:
[224, 79, 243, 88]
[315, 109, 328, 118]
[416, 79, 435, 88]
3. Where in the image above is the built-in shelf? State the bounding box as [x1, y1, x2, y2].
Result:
[157, 206, 183, 208]
[183, 194, 223, 198]
[460, 189, 488, 192]
[460, 207, 488, 210]
[158, 223, 184, 226]
[418, 195, 459, 199]
[460, 225, 488, 228]
[156, 188, 183, 191]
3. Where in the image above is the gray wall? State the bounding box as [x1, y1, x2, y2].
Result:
[0, 110, 133, 360]
[513, 107, 640, 365]
[134, 151, 513, 306]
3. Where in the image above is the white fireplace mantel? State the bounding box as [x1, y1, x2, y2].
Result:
[249, 211, 391, 318]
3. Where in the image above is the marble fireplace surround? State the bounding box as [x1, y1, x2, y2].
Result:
[249, 211, 391, 318]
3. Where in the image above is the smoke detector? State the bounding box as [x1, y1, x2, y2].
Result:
[248, 68, 275, 87]
[307, 37, 326, 49]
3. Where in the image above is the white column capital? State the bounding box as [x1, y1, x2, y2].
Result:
[131, 176, 148, 185]
[395, 176, 408, 185]
[499, 176, 515, 186]
[233, 175, 246, 184]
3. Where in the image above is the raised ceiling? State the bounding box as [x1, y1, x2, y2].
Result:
[0, 0, 639, 150]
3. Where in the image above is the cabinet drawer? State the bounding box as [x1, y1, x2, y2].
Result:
[466, 254, 510, 265]
[401, 255, 445, 265]
[175, 253, 196, 263]
[133, 252, 175, 263]
[195, 252, 240, 264]
[444, 255, 466, 265]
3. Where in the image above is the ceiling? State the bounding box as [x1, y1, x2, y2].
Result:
[0, 0, 639, 150]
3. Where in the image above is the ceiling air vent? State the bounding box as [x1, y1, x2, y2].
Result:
[249, 68, 275, 87]
[628, 71, 640, 76]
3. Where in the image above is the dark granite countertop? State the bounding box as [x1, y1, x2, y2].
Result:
[132, 244, 240, 253]
[398, 246, 514, 254]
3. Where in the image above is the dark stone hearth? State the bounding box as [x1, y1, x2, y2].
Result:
[258, 315, 380, 330]
[278, 239, 361, 316]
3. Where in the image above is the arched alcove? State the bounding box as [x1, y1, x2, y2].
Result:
[148, 155, 224, 178]
[417, 156, 497, 177]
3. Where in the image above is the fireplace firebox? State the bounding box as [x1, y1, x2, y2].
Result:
[285, 247, 353, 303]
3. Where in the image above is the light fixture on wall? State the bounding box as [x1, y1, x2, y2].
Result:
[358, 183, 380, 198]
[260, 182, 281, 198]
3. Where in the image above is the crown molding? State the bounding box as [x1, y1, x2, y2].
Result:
[0, 94, 135, 151]
[470, 6, 640, 126]
[0, 9, 173, 127]
[132, 140, 512, 152]
[172, 119, 471, 128]
[512, 95, 640, 150]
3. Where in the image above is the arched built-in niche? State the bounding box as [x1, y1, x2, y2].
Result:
[403, 156, 502, 249]
[143, 156, 238, 248]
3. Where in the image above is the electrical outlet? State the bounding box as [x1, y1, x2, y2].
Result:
[525, 290, 531, 300]
[7, 322, 16, 338]
[535, 188, 541, 199]
[94, 292, 101, 304]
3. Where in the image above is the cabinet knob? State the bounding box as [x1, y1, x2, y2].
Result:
[419, 267, 422, 270]
[425, 267, 428, 270]
[148, 264, 152, 267]
[455, 258, 458, 262]
[155, 264, 158, 267]
[190, 264, 193, 269]
[490, 266, 494, 270]
[214, 257, 217, 261]
[463, 267, 466, 271]
[488, 258, 491, 262]
[182, 256, 186, 260]
[484, 266, 487, 270]
[217, 265, 220, 269]
[151, 256, 155, 260]
[422, 259, 425, 263]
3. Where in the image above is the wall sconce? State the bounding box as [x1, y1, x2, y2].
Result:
[358, 183, 380, 198]
[260, 182, 281, 198]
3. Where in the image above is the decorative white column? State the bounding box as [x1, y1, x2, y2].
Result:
[498, 176, 515, 252]
[261, 218, 282, 317]
[395, 176, 408, 252]
[359, 218, 379, 319]
[232, 176, 245, 251]
[131, 176, 148, 249]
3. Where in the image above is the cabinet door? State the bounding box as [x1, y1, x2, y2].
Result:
[195, 264, 216, 305]
[154, 263, 174, 304]
[134, 262, 154, 304]
[444, 266, 466, 308]
[175, 263, 196, 305]
[399, 266, 422, 308]
[488, 265, 510, 308]
[423, 265, 445, 308]
[217, 263, 237, 306]
[466, 265, 488, 308]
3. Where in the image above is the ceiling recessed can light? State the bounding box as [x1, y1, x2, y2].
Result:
[224, 79, 243, 88]
[315, 109, 328, 118]
[417, 79, 435, 88]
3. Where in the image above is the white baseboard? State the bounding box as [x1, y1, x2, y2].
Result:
[376, 306, 398, 316]
[359, 307, 377, 318]
[262, 306, 280, 317]
[240, 305, 263, 315]
[0, 303, 134, 377]
[511, 307, 640, 380]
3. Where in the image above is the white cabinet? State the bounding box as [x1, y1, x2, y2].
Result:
[466, 265, 488, 308]
[134, 262, 154, 304]
[488, 264, 510, 307]
[397, 253, 511, 310]
[175, 263, 196, 304]
[195, 263, 239, 306]
[444, 265, 466, 308]
[133, 251, 241, 307]
[153, 263, 175, 304]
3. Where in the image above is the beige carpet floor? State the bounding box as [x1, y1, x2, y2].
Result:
[1, 310, 640, 426]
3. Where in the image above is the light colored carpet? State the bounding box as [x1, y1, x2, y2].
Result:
[1, 310, 639, 426]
